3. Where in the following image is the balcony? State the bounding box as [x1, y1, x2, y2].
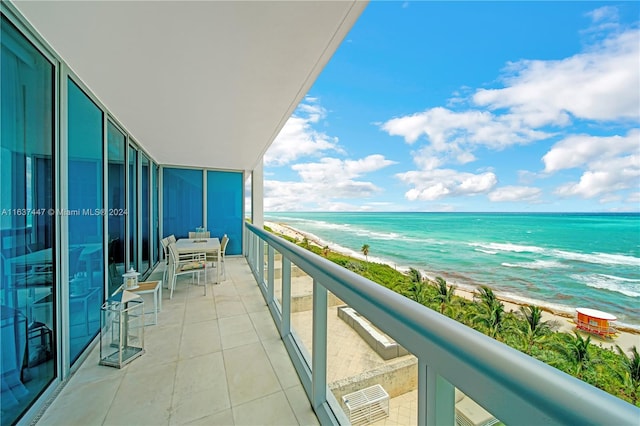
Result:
[34, 258, 319, 426]
[25, 223, 640, 425]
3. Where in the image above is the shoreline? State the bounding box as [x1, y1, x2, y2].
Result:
[265, 220, 640, 352]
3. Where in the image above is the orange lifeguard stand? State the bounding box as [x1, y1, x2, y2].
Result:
[575, 307, 618, 339]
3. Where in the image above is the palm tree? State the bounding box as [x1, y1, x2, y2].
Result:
[408, 267, 422, 284]
[475, 286, 499, 310]
[406, 267, 429, 305]
[361, 244, 370, 262]
[301, 237, 310, 249]
[322, 245, 330, 257]
[553, 332, 594, 378]
[616, 345, 640, 405]
[473, 286, 505, 339]
[514, 305, 555, 355]
[473, 301, 505, 339]
[432, 276, 457, 315]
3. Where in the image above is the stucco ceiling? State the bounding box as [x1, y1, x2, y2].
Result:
[12, 0, 366, 172]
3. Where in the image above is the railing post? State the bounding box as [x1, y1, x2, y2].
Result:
[418, 358, 427, 425]
[257, 238, 264, 287]
[281, 257, 291, 336]
[426, 363, 455, 426]
[267, 246, 274, 303]
[311, 279, 327, 409]
[246, 229, 254, 272]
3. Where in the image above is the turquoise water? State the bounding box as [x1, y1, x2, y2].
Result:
[265, 212, 640, 327]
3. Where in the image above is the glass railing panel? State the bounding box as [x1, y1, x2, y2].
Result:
[454, 387, 504, 426]
[262, 241, 269, 289]
[273, 249, 283, 311]
[327, 302, 418, 426]
[289, 262, 314, 363]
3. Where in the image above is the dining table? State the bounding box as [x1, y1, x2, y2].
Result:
[174, 237, 221, 284]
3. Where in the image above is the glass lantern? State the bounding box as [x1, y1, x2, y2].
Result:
[195, 226, 206, 240]
[122, 268, 140, 290]
[99, 290, 145, 368]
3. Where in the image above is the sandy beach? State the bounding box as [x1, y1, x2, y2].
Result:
[265, 220, 640, 354]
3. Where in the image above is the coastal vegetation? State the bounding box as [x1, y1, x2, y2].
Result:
[275, 230, 640, 406]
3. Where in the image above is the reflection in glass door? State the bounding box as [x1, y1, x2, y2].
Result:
[1, 16, 56, 426]
[152, 163, 159, 265]
[140, 154, 150, 275]
[67, 79, 104, 363]
[107, 122, 126, 296]
[128, 145, 137, 272]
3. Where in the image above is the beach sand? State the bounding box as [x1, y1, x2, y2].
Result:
[265, 220, 640, 354]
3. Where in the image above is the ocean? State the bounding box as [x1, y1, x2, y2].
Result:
[265, 212, 640, 328]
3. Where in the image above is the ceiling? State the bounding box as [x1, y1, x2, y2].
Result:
[12, 0, 367, 172]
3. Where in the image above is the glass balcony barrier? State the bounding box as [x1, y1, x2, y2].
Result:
[245, 222, 638, 426]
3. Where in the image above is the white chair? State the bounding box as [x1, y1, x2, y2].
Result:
[167, 242, 207, 299]
[188, 231, 210, 239]
[160, 237, 170, 287]
[206, 234, 229, 281]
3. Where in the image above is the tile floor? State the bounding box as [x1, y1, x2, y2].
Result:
[35, 257, 319, 426]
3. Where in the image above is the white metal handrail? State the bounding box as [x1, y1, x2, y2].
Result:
[245, 222, 639, 425]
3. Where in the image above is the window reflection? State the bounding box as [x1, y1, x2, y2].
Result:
[162, 168, 203, 239]
[207, 171, 243, 255]
[1, 15, 56, 425]
[107, 123, 126, 296]
[152, 163, 159, 265]
[140, 154, 150, 275]
[68, 79, 104, 363]
[128, 145, 137, 271]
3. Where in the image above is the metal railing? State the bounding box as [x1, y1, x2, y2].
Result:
[245, 222, 639, 425]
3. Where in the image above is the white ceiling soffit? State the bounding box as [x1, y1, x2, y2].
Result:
[13, 0, 367, 171]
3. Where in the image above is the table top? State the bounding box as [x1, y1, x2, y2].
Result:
[131, 281, 162, 292]
[175, 237, 220, 253]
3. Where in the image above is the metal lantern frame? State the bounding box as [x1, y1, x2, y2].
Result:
[99, 290, 145, 368]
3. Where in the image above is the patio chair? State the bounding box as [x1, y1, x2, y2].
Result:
[206, 234, 229, 281]
[188, 231, 210, 239]
[167, 242, 207, 299]
[160, 237, 170, 287]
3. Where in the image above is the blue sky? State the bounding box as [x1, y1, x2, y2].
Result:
[263, 1, 639, 212]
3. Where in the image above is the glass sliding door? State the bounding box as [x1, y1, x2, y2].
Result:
[140, 154, 150, 275]
[152, 163, 159, 265]
[67, 79, 104, 363]
[1, 15, 56, 425]
[207, 171, 243, 255]
[162, 168, 203, 239]
[128, 146, 137, 272]
[107, 122, 126, 296]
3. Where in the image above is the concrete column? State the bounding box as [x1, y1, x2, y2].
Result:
[251, 161, 264, 228]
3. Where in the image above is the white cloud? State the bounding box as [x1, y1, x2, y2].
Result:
[265, 154, 396, 211]
[382, 107, 550, 151]
[554, 153, 640, 200]
[264, 99, 342, 166]
[473, 28, 640, 125]
[587, 6, 619, 24]
[292, 154, 396, 183]
[396, 169, 497, 201]
[488, 186, 542, 202]
[542, 129, 640, 202]
[542, 130, 639, 173]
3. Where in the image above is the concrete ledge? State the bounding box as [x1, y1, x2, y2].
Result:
[338, 306, 408, 360]
[329, 357, 417, 414]
[291, 292, 344, 313]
